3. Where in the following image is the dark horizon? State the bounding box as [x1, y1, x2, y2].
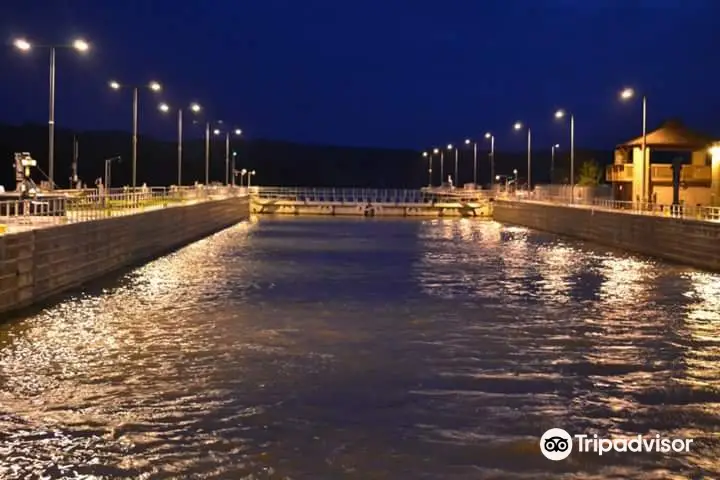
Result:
[0, 122, 612, 189]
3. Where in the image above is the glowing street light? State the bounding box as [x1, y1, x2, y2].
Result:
[513, 122, 532, 190]
[554, 108, 575, 198]
[423, 151, 433, 187]
[465, 138, 478, 186]
[158, 101, 203, 185]
[485, 132, 495, 184]
[108, 80, 163, 188]
[619, 86, 649, 202]
[446, 143, 458, 186]
[14, 36, 91, 189]
[551, 143, 560, 183]
[214, 126, 243, 185]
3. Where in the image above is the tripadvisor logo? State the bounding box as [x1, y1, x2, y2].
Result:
[540, 428, 693, 461]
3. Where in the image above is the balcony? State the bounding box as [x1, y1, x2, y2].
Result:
[606, 164, 633, 182]
[651, 164, 711, 183]
[606, 164, 711, 183]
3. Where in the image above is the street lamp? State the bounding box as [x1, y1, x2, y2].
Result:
[213, 127, 242, 185]
[551, 144, 560, 184]
[513, 122, 532, 190]
[620, 87, 648, 202]
[465, 138, 478, 187]
[248, 170, 256, 188]
[158, 101, 202, 186]
[447, 143, 457, 187]
[484, 132, 495, 185]
[109, 79, 162, 188]
[554, 109, 575, 200]
[14, 37, 90, 189]
[422, 151, 432, 187]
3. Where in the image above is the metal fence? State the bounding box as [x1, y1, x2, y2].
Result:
[0, 185, 248, 234]
[256, 186, 492, 204]
[501, 192, 720, 223]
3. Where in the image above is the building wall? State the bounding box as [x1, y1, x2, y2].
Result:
[493, 200, 720, 272]
[653, 185, 712, 206]
[0, 197, 249, 316]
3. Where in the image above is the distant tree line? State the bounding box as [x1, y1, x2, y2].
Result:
[0, 123, 613, 190]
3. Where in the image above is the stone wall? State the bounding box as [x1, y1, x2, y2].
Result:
[0, 197, 249, 316]
[493, 200, 720, 272]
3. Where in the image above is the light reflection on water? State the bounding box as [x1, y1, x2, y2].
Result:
[1, 216, 720, 479]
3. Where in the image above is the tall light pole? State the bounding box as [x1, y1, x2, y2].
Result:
[551, 144, 559, 183]
[514, 122, 532, 190]
[439, 148, 445, 186]
[554, 109, 575, 200]
[159, 102, 202, 185]
[213, 127, 242, 185]
[14, 37, 90, 190]
[109, 80, 162, 188]
[485, 132, 495, 185]
[248, 170, 256, 188]
[447, 144, 457, 186]
[423, 151, 432, 187]
[465, 138, 478, 186]
[620, 87, 648, 203]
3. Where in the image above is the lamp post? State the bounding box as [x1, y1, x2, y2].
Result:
[14, 37, 90, 190]
[239, 168, 248, 188]
[109, 80, 162, 188]
[465, 138, 478, 187]
[213, 127, 242, 185]
[432, 148, 440, 187]
[484, 132, 495, 186]
[422, 151, 432, 187]
[513, 122, 532, 190]
[248, 170, 256, 188]
[551, 144, 559, 184]
[554, 109, 575, 201]
[159, 102, 202, 186]
[620, 88, 648, 203]
[447, 144, 457, 187]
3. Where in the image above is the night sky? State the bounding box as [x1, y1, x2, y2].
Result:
[1, 0, 718, 151]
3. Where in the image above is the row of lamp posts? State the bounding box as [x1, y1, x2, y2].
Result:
[13, 37, 254, 190]
[422, 87, 648, 202]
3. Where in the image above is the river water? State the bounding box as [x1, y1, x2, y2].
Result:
[1, 217, 719, 479]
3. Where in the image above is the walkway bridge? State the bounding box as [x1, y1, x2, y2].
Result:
[251, 187, 493, 217]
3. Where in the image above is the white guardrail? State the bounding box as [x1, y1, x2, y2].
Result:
[0, 185, 249, 234]
[497, 191, 720, 223]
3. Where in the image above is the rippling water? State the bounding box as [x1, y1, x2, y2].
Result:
[1, 216, 720, 479]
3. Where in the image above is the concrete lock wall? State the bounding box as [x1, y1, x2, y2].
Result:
[493, 200, 720, 272]
[0, 197, 249, 316]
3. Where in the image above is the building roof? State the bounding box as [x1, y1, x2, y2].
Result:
[619, 119, 717, 150]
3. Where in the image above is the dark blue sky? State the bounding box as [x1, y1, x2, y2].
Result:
[1, 0, 718, 150]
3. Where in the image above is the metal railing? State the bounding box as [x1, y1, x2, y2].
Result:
[255, 186, 493, 204]
[499, 192, 720, 223]
[0, 185, 248, 234]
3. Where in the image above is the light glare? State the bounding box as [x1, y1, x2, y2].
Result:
[447, 144, 453, 149]
[109, 80, 121, 90]
[485, 132, 492, 139]
[555, 109, 565, 119]
[213, 129, 221, 135]
[620, 88, 635, 100]
[158, 103, 170, 112]
[190, 103, 201, 112]
[149, 81, 162, 92]
[514, 122, 523, 130]
[13, 38, 31, 51]
[234, 128, 242, 135]
[72, 39, 89, 52]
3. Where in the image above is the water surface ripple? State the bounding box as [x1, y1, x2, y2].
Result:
[1, 217, 719, 479]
